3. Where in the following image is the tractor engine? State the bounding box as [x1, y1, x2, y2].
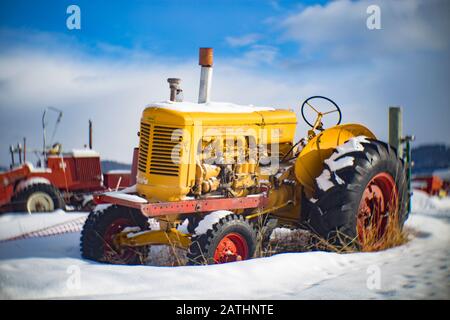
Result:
[135, 104, 297, 202]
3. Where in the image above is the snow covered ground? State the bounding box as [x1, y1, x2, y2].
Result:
[0, 190, 449, 300]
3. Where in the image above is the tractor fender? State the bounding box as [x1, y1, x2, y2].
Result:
[15, 177, 51, 194]
[294, 123, 376, 197]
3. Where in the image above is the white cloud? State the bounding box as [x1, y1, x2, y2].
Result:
[239, 45, 279, 66]
[279, 0, 450, 61]
[225, 33, 261, 47]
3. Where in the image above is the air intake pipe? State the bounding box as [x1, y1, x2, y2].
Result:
[167, 78, 182, 102]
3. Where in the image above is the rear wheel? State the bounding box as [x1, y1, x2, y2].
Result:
[307, 137, 408, 250]
[187, 214, 257, 265]
[80, 205, 149, 264]
[12, 183, 64, 213]
[357, 172, 398, 244]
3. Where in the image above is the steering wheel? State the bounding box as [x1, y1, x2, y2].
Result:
[300, 96, 342, 130]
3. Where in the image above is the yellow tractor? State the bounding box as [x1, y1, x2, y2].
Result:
[80, 48, 408, 265]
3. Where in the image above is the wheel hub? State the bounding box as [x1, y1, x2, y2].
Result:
[26, 192, 55, 213]
[357, 172, 398, 243]
[214, 233, 248, 264]
[103, 218, 140, 263]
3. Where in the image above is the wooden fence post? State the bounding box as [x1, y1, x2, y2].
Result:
[389, 106, 403, 158]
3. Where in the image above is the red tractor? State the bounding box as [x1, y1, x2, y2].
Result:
[0, 108, 132, 213]
[412, 175, 445, 196]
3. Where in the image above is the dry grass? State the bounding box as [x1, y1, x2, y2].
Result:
[358, 209, 409, 252]
[147, 225, 190, 266]
[147, 245, 187, 266]
[308, 231, 359, 253]
[266, 228, 314, 255]
[255, 223, 315, 258]
[255, 208, 410, 257]
[96, 229, 149, 265]
[254, 215, 271, 257]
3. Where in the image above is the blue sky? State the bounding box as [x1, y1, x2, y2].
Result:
[0, 0, 321, 60]
[0, 0, 449, 166]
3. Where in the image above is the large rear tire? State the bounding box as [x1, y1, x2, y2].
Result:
[307, 137, 408, 249]
[80, 205, 149, 265]
[12, 183, 65, 213]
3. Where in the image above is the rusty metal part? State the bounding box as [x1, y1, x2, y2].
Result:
[199, 47, 213, 66]
[141, 195, 268, 217]
[93, 193, 268, 217]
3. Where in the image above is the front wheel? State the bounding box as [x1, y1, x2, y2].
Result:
[307, 137, 408, 250]
[187, 214, 257, 265]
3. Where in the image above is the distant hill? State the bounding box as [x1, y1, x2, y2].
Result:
[412, 144, 450, 175]
[101, 160, 131, 172]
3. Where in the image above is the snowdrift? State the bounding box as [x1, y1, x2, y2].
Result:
[0, 190, 449, 299]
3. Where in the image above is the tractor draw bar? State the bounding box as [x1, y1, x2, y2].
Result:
[93, 193, 269, 217]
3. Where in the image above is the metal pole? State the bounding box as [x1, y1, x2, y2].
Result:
[9, 145, 15, 168]
[388, 106, 403, 158]
[42, 109, 47, 163]
[17, 143, 22, 165]
[89, 119, 93, 149]
[401, 135, 415, 214]
[23, 137, 26, 163]
[405, 139, 412, 213]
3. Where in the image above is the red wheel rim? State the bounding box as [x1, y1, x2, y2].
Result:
[357, 172, 398, 244]
[213, 233, 249, 264]
[103, 218, 138, 263]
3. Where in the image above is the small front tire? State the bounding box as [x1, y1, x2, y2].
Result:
[187, 214, 257, 265]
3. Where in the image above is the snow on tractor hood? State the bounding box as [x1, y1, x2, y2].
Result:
[66, 149, 100, 158]
[147, 100, 276, 114]
[45, 149, 100, 158]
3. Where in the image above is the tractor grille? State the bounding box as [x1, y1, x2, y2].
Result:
[74, 158, 101, 182]
[138, 122, 151, 173]
[149, 126, 182, 177]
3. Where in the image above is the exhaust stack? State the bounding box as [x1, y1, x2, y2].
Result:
[89, 119, 93, 149]
[198, 47, 213, 103]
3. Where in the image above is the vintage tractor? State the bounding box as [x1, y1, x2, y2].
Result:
[80, 48, 409, 265]
[0, 148, 132, 213]
[0, 111, 131, 213]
